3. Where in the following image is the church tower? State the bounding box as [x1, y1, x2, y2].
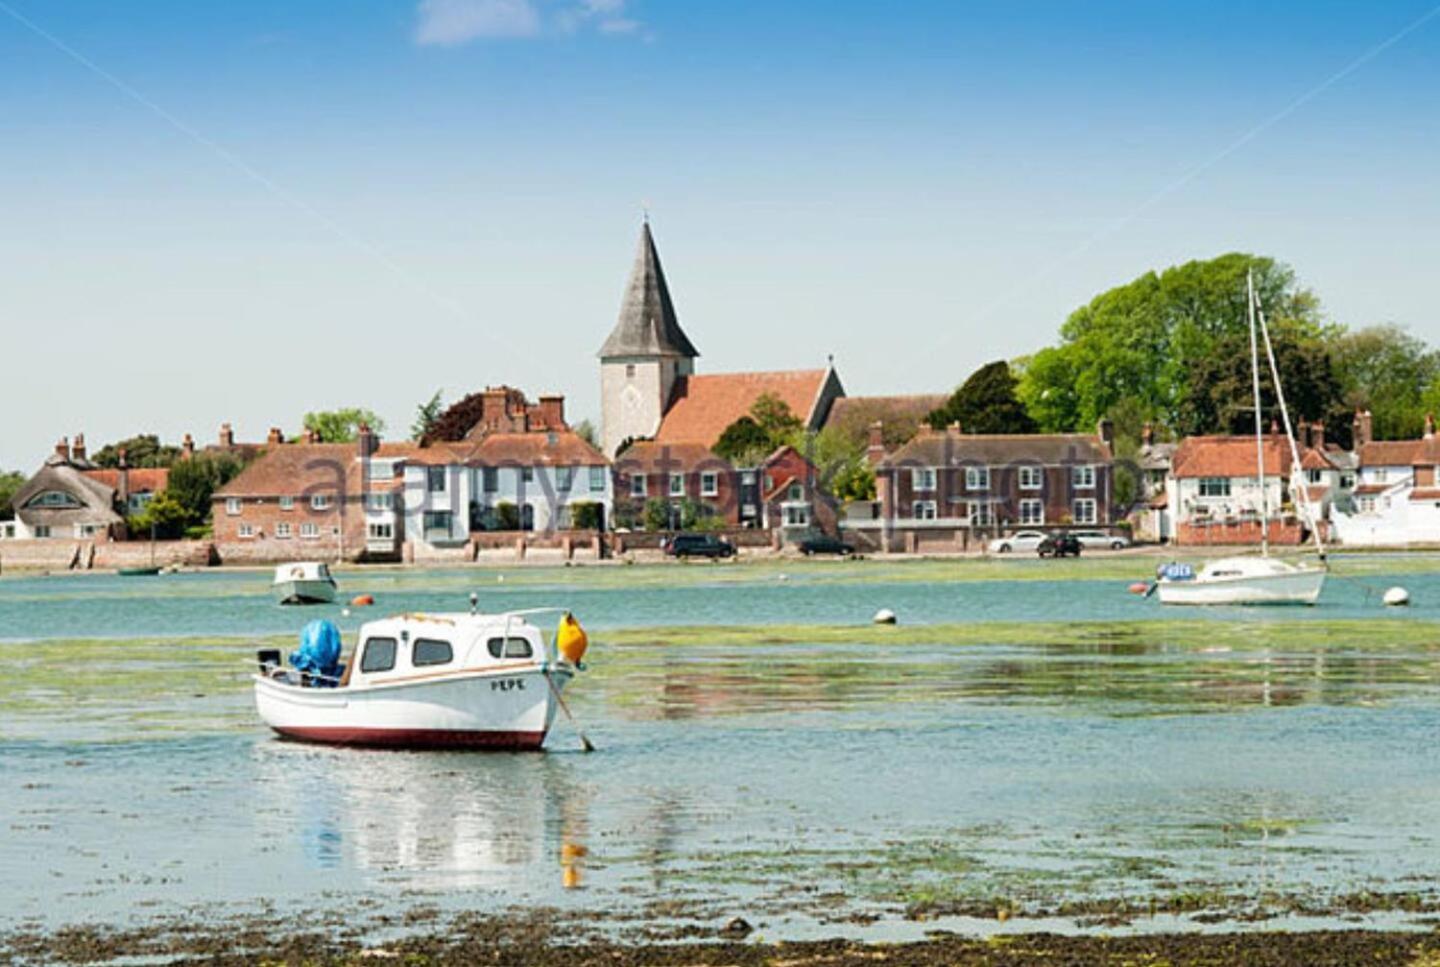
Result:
[598, 222, 699, 456]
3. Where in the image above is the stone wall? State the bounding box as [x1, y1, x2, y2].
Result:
[0, 539, 214, 571]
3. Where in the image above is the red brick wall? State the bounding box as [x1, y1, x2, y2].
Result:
[211, 496, 398, 562]
[1176, 519, 1330, 546]
[616, 467, 739, 524]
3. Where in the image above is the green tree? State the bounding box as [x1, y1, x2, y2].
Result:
[573, 419, 600, 450]
[410, 391, 444, 443]
[750, 392, 804, 439]
[0, 470, 25, 520]
[713, 416, 774, 464]
[92, 435, 180, 469]
[128, 490, 191, 540]
[927, 361, 1036, 433]
[166, 452, 246, 527]
[1017, 253, 1323, 433]
[1332, 325, 1440, 440]
[303, 408, 385, 443]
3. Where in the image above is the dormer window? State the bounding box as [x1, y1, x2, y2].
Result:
[25, 490, 82, 509]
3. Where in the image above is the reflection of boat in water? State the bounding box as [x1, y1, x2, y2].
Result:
[253, 608, 589, 750]
[274, 562, 338, 605]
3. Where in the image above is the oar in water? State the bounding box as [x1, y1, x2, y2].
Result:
[545, 672, 595, 753]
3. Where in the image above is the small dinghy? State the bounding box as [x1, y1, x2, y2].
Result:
[253, 607, 590, 750]
[274, 562, 337, 605]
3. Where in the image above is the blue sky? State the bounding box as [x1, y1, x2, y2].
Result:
[2, 0, 1439, 468]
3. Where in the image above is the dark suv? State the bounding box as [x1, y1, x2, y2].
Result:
[798, 535, 855, 557]
[1036, 532, 1082, 558]
[664, 533, 736, 559]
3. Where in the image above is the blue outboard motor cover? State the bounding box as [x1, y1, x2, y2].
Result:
[1157, 562, 1195, 582]
[290, 619, 343, 684]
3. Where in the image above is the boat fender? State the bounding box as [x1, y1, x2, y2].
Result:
[1383, 587, 1410, 607]
[1127, 582, 1149, 595]
[557, 612, 589, 664]
[873, 608, 897, 625]
[351, 594, 375, 607]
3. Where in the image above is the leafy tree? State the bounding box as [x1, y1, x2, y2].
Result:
[410, 391, 444, 443]
[1332, 325, 1440, 440]
[493, 502, 521, 531]
[792, 425, 875, 502]
[570, 501, 604, 530]
[1017, 253, 1323, 434]
[573, 419, 600, 450]
[750, 393, 804, 439]
[303, 409, 385, 444]
[166, 452, 246, 527]
[0, 470, 25, 520]
[927, 361, 1036, 433]
[92, 435, 180, 469]
[713, 416, 774, 464]
[128, 490, 191, 540]
[643, 497, 701, 532]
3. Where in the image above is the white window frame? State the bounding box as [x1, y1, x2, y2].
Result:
[225, 497, 241, 516]
[238, 523, 255, 539]
[1020, 498, 1044, 525]
[1018, 466, 1042, 490]
[1071, 465, 1095, 489]
[965, 466, 990, 491]
[783, 505, 810, 527]
[911, 467, 937, 492]
[1198, 477, 1231, 498]
[630, 473, 647, 498]
[669, 473, 685, 497]
[279, 496, 294, 511]
[589, 466, 606, 492]
[276, 522, 292, 539]
[556, 466, 574, 491]
[365, 492, 392, 512]
[700, 471, 719, 497]
[912, 500, 938, 521]
[300, 523, 320, 539]
[368, 522, 394, 541]
[310, 494, 331, 511]
[969, 501, 992, 526]
[1073, 498, 1097, 525]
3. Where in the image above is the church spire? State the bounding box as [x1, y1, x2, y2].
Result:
[598, 222, 699, 359]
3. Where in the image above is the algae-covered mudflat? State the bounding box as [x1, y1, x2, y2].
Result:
[4, 559, 1440, 961]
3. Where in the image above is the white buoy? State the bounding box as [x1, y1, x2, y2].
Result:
[1383, 586, 1410, 607]
[873, 608, 897, 625]
[778, 573, 789, 582]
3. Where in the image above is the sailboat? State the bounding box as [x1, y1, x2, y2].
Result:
[1156, 271, 1327, 606]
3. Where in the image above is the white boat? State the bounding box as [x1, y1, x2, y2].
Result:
[274, 562, 337, 605]
[1156, 271, 1328, 606]
[253, 608, 589, 750]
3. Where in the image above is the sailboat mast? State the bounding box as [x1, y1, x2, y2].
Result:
[1248, 269, 1269, 558]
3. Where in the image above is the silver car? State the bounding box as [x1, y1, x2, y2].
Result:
[988, 530, 1047, 553]
[1071, 529, 1130, 550]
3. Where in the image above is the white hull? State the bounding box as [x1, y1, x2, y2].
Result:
[1157, 566, 1325, 605]
[275, 579, 336, 605]
[254, 664, 571, 749]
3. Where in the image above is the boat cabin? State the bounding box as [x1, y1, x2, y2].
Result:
[337, 613, 550, 688]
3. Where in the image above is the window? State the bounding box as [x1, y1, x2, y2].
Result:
[368, 522, 394, 541]
[966, 466, 990, 490]
[913, 500, 938, 520]
[1198, 477, 1231, 498]
[1340, 473, 1355, 489]
[969, 502, 992, 526]
[423, 511, 452, 534]
[412, 638, 453, 667]
[1073, 498, 1097, 524]
[788, 482, 804, 501]
[700, 471, 719, 497]
[238, 523, 255, 539]
[784, 505, 810, 526]
[625, 363, 636, 378]
[34, 525, 51, 538]
[1019, 466, 1042, 490]
[1072, 465, 1095, 489]
[300, 523, 319, 539]
[630, 474, 647, 498]
[522, 467, 534, 484]
[25, 491, 83, 509]
[79, 524, 100, 537]
[1020, 499, 1044, 525]
[1307, 469, 1324, 484]
[1375, 469, 1388, 483]
[226, 497, 241, 516]
[427, 467, 446, 493]
[557, 466, 574, 490]
[310, 494, 331, 511]
[487, 636, 534, 659]
[482, 467, 499, 493]
[279, 496, 294, 511]
[365, 492, 392, 512]
[669, 473, 685, 497]
[912, 467, 937, 491]
[589, 466, 605, 492]
[276, 522, 292, 539]
[360, 637, 397, 673]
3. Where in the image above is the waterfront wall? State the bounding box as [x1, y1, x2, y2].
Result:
[0, 539, 215, 571]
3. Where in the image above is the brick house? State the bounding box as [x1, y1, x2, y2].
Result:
[211, 426, 413, 562]
[867, 422, 1116, 552]
[1332, 412, 1440, 545]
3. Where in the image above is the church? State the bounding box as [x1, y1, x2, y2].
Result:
[597, 222, 845, 458]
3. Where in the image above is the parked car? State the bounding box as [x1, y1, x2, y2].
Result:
[988, 530, 1047, 554]
[798, 535, 855, 557]
[1071, 529, 1130, 551]
[664, 533, 736, 559]
[1037, 532, 1082, 558]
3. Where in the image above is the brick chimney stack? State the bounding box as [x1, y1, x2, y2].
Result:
[55, 437, 70, 462]
[1313, 420, 1325, 450]
[117, 447, 130, 505]
[72, 433, 87, 463]
[1097, 418, 1115, 450]
[1353, 410, 1373, 450]
[866, 421, 887, 466]
[1427, 413, 1436, 440]
[357, 423, 379, 458]
[1297, 420, 1310, 449]
[181, 434, 195, 460]
[268, 427, 285, 446]
[1141, 423, 1154, 449]
[219, 423, 235, 449]
[537, 394, 566, 430]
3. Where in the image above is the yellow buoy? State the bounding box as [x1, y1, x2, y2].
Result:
[556, 612, 589, 665]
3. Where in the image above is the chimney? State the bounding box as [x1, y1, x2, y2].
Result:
[181, 434, 195, 459]
[949, 421, 962, 433]
[537, 394, 566, 430]
[357, 422, 379, 458]
[55, 436, 70, 462]
[1427, 413, 1436, 440]
[72, 433, 87, 463]
[1313, 420, 1325, 450]
[1141, 423, 1154, 449]
[1270, 417, 1280, 436]
[268, 427, 285, 446]
[117, 448, 130, 505]
[1297, 420, 1310, 449]
[866, 421, 887, 466]
[1097, 418, 1115, 450]
[219, 423, 235, 449]
[1353, 410, 1373, 450]
[303, 428, 317, 445]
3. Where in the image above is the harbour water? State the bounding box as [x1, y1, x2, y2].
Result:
[4, 557, 1440, 941]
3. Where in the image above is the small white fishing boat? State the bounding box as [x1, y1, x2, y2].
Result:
[253, 607, 590, 750]
[274, 562, 337, 605]
[1156, 271, 1328, 606]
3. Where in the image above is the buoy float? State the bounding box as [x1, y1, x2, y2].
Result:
[350, 594, 375, 607]
[1128, 582, 1150, 595]
[557, 612, 589, 664]
[873, 608, 897, 625]
[1383, 586, 1410, 607]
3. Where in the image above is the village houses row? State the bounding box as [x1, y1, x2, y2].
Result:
[8, 224, 1440, 556]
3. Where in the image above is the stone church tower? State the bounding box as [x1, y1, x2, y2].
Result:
[598, 223, 699, 456]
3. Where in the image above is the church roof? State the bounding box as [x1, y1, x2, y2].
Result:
[598, 222, 698, 359]
[654, 369, 835, 448]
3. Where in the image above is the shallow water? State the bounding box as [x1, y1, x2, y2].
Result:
[4, 560, 1440, 939]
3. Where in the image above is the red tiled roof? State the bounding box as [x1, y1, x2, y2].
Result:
[1410, 488, 1440, 501]
[612, 440, 726, 475]
[1359, 437, 1440, 467]
[1303, 485, 1329, 502]
[1352, 483, 1396, 496]
[82, 468, 169, 493]
[214, 442, 418, 499]
[1170, 435, 1331, 478]
[654, 369, 830, 447]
